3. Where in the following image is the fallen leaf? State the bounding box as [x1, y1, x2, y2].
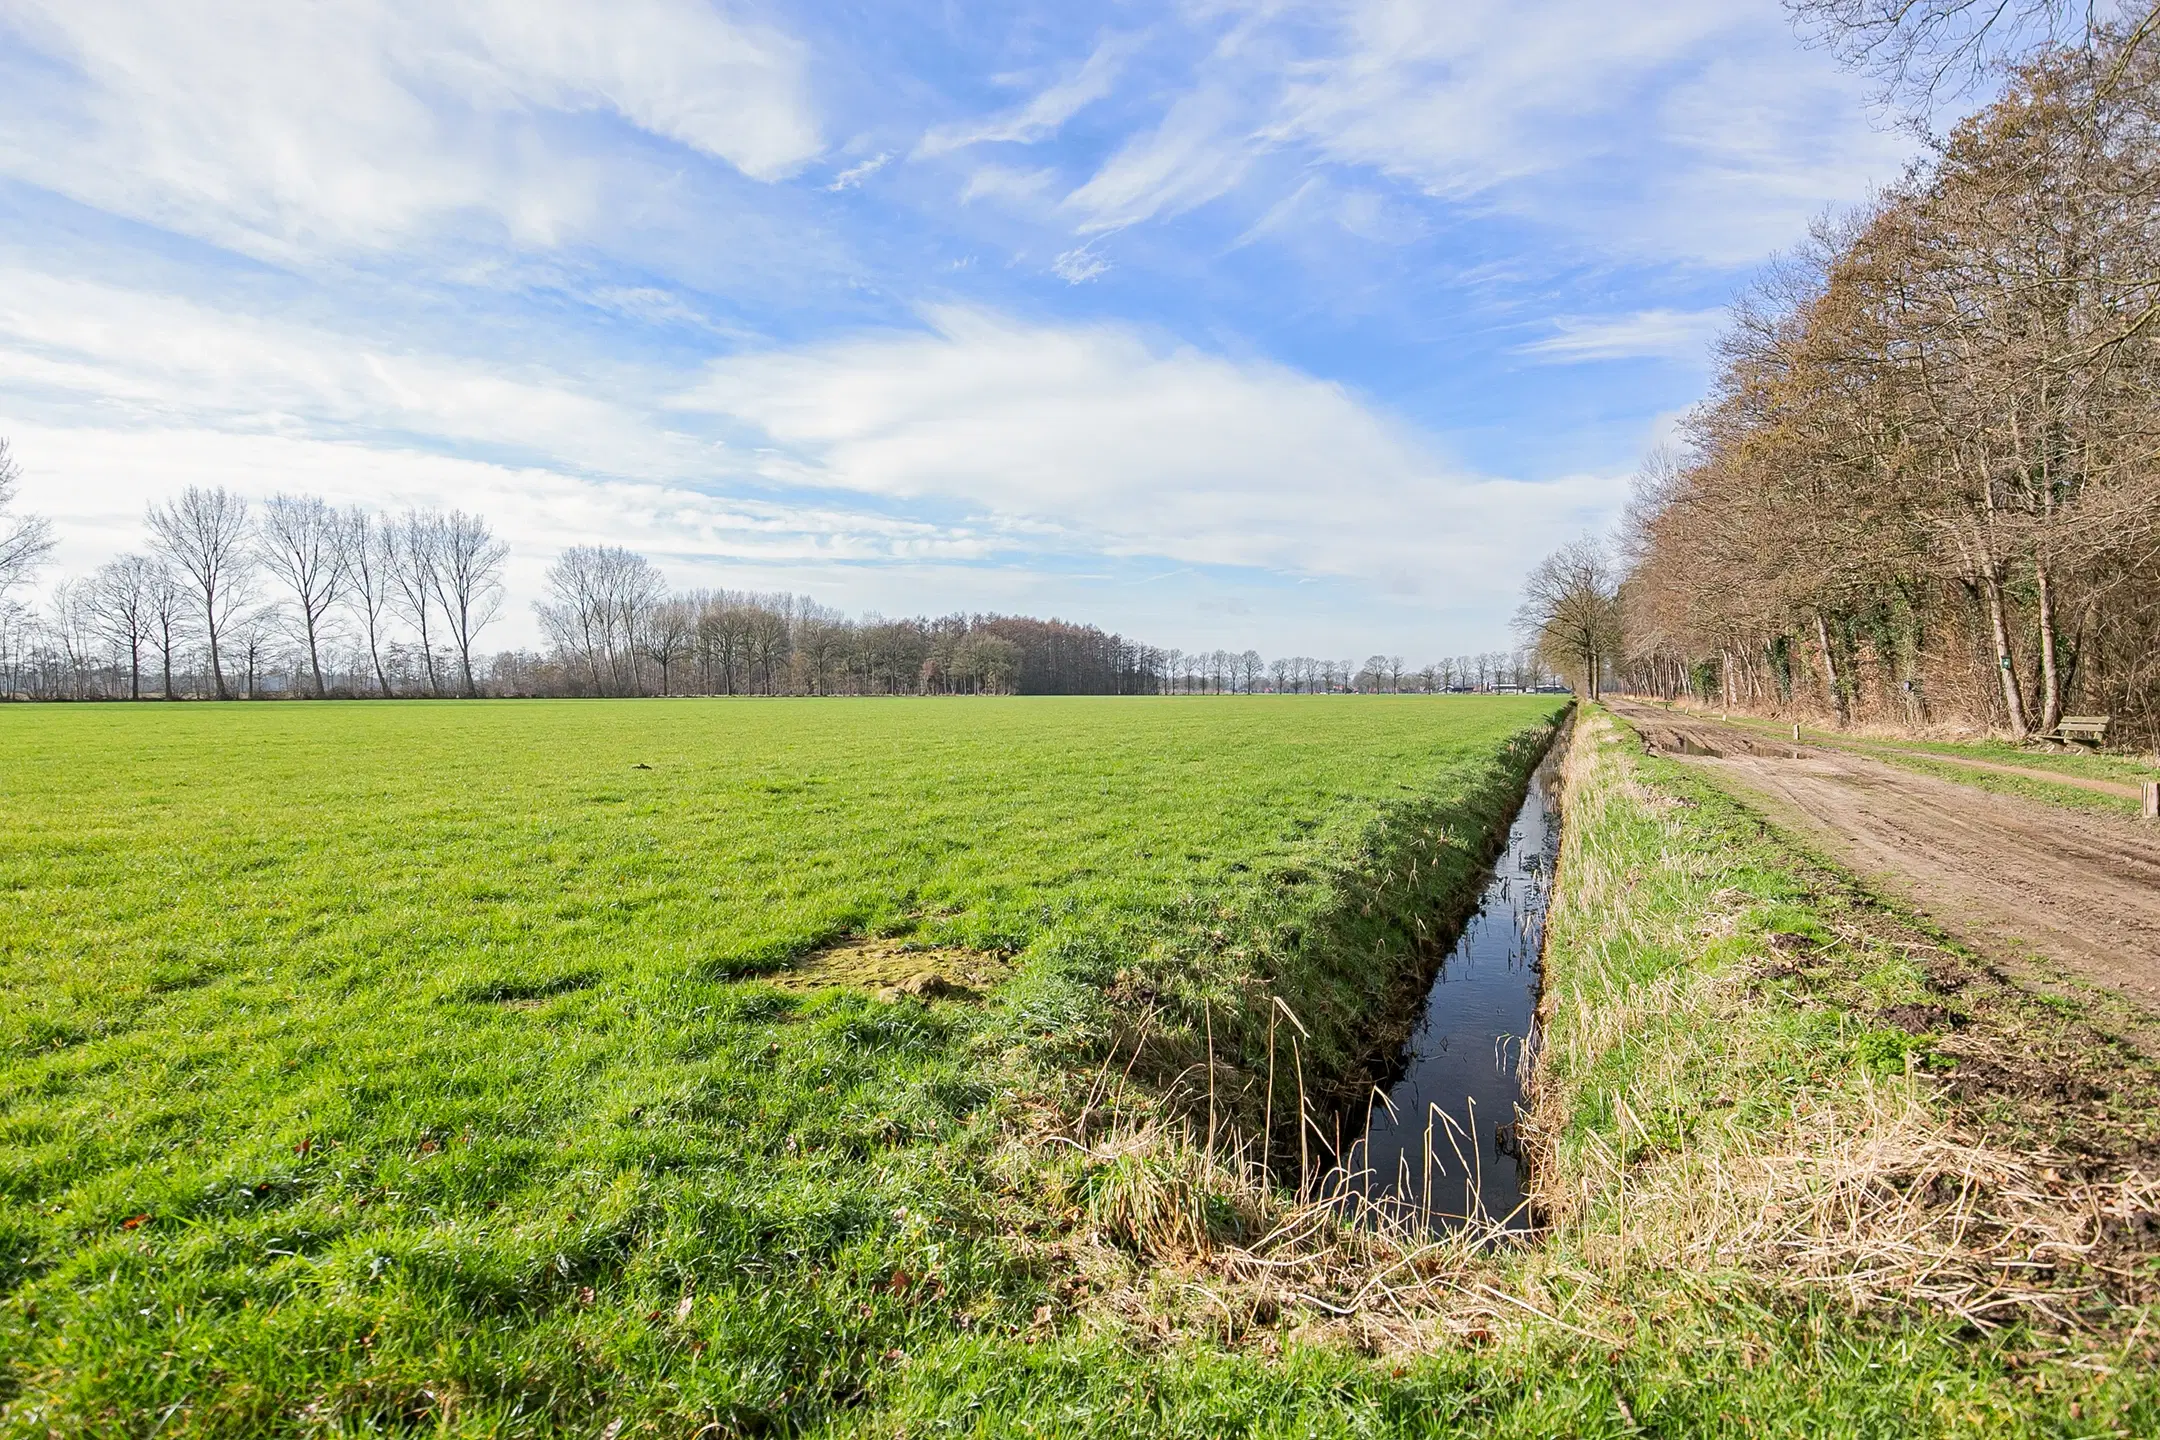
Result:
[120, 1215, 149, 1231]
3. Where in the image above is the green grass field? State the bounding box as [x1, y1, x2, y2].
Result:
[0, 695, 1561, 1434]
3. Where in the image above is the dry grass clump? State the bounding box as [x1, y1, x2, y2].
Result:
[992, 1094, 1600, 1356]
[1552, 1069, 2160, 1329]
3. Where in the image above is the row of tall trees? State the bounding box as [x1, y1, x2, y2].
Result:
[4, 485, 509, 702]
[528, 544, 1555, 700]
[2, 465, 1545, 702]
[1615, 9, 2160, 741]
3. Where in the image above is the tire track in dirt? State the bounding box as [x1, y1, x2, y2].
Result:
[1607, 699, 2160, 1015]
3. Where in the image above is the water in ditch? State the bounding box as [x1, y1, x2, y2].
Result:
[1348, 742, 1563, 1230]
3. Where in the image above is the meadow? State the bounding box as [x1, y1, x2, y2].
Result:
[0, 695, 1562, 1434]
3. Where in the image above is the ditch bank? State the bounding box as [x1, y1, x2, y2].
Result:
[995, 707, 1572, 1186]
[1347, 732, 1565, 1228]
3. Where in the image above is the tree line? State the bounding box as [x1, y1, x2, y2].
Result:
[0, 475, 510, 702]
[0, 463, 1555, 702]
[1520, 6, 2160, 744]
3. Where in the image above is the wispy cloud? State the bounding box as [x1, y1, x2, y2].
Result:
[676, 306, 1625, 597]
[0, 0, 822, 255]
[1063, 86, 1257, 232]
[915, 32, 1141, 157]
[1516, 308, 1726, 363]
[1050, 245, 1110, 283]
[827, 153, 892, 191]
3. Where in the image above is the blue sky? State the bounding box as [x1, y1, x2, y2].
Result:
[0, 0, 1917, 657]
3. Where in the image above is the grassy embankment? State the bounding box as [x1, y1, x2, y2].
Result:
[0, 695, 1560, 1434]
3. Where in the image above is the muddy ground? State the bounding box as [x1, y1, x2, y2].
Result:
[1607, 699, 2160, 1029]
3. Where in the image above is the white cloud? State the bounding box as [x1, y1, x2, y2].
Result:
[1271, 0, 1733, 195]
[916, 32, 1140, 157]
[0, 267, 706, 479]
[1064, 85, 1258, 232]
[959, 164, 1058, 206]
[0, 269, 1627, 651]
[0, 0, 821, 255]
[1516, 308, 1726, 363]
[827, 153, 892, 191]
[6, 421, 1006, 645]
[1051, 245, 1111, 283]
[677, 307, 1623, 598]
[1284, 0, 1915, 260]
[1045, 0, 1914, 263]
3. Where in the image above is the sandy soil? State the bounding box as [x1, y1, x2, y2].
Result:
[1608, 699, 2160, 1014]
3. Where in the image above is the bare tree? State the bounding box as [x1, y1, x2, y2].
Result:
[146, 487, 252, 700]
[536, 544, 664, 695]
[340, 508, 397, 697]
[388, 510, 444, 696]
[0, 438, 54, 603]
[428, 510, 508, 697]
[1790, 0, 2158, 107]
[229, 605, 282, 700]
[256, 494, 346, 697]
[1516, 538, 1623, 700]
[47, 579, 100, 699]
[745, 604, 789, 695]
[145, 562, 186, 699]
[90, 554, 161, 700]
[641, 598, 695, 696]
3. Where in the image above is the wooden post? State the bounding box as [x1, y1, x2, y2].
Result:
[2144, 781, 2159, 822]
[1792, 723, 1800, 741]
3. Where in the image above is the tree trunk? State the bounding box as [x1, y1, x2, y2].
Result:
[2035, 559, 2063, 734]
[207, 627, 229, 700]
[1982, 570, 2030, 739]
[1813, 612, 1848, 727]
[306, 618, 325, 698]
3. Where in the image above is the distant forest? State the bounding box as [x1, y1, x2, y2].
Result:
[1614, 15, 2160, 743]
[0, 468, 1551, 701]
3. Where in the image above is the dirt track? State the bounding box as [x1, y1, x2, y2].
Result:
[1606, 699, 2160, 1014]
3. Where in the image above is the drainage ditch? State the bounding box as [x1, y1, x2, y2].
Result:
[1346, 731, 1565, 1230]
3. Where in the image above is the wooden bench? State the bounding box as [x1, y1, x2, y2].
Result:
[2043, 714, 2110, 745]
